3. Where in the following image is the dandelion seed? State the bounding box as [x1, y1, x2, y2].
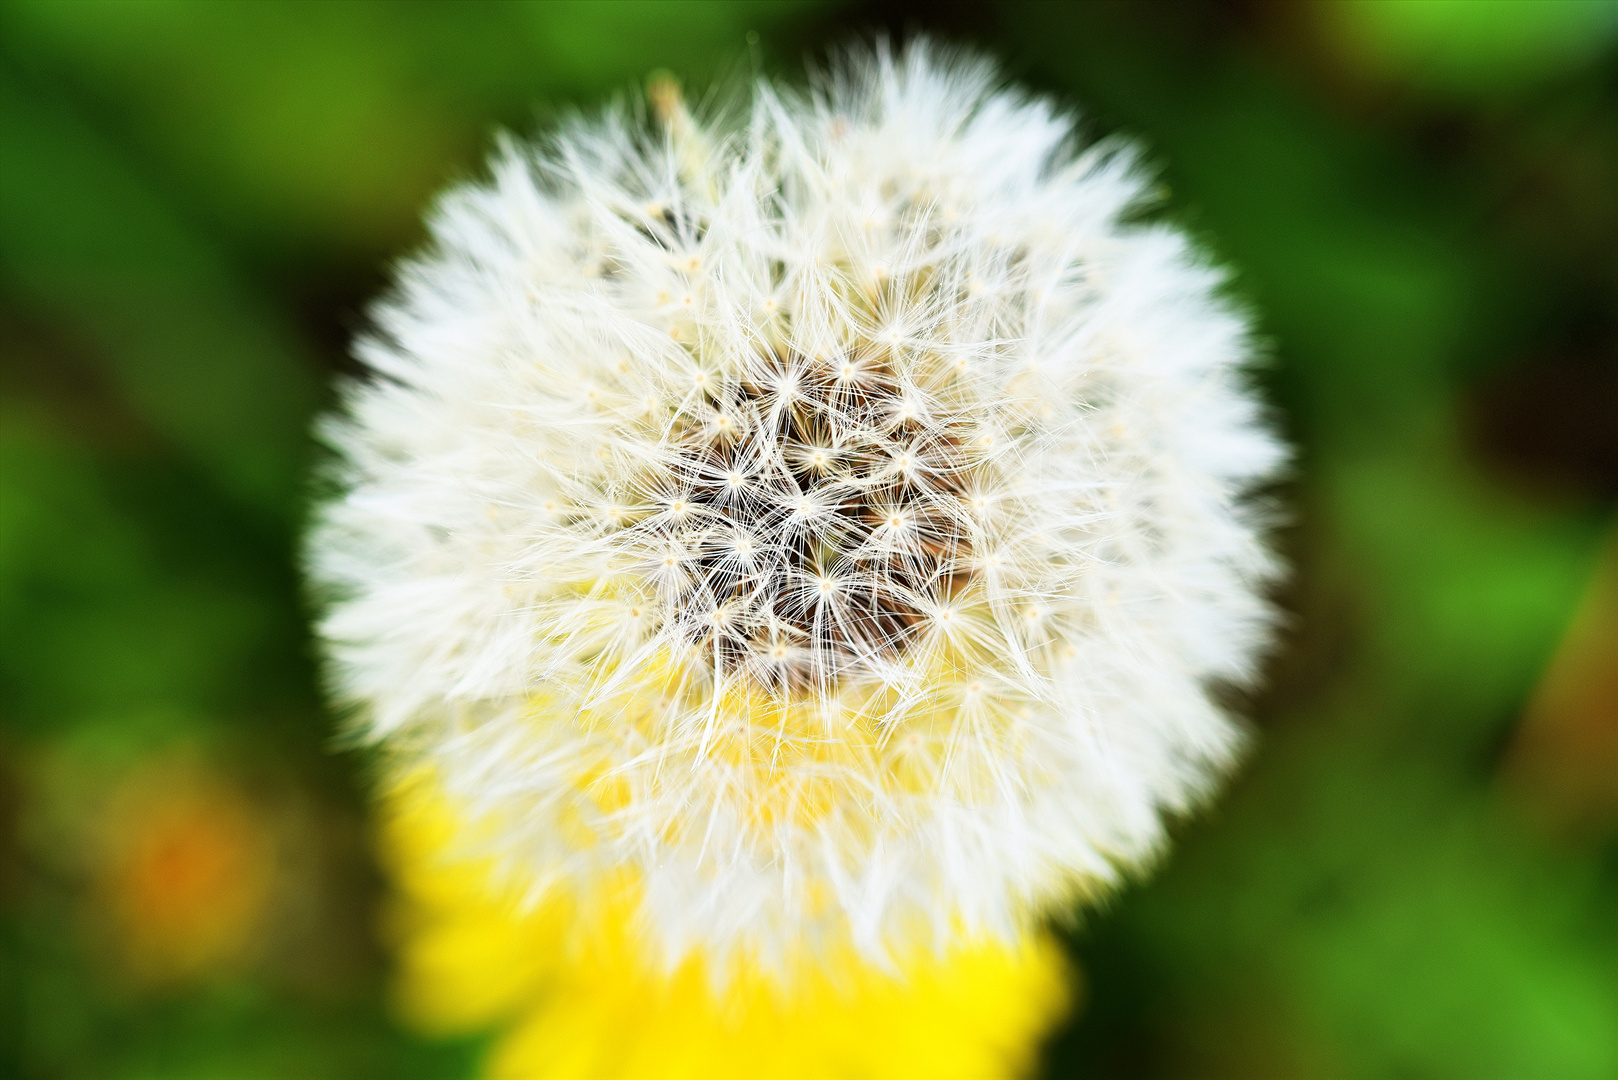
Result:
[310, 40, 1282, 1080]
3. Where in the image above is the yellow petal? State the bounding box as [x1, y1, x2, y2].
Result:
[380, 774, 1073, 1080]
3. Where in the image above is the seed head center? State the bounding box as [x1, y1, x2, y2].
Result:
[622, 350, 978, 691]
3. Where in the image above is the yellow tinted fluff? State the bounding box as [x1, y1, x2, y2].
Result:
[380, 774, 1072, 1080]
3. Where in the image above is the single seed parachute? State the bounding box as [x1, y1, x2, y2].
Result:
[310, 42, 1283, 993]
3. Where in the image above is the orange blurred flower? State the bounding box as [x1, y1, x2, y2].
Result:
[93, 760, 277, 984]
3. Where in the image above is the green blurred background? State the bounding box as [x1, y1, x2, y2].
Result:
[3, 1, 1617, 1077]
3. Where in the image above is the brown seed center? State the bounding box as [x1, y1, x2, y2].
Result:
[626, 349, 977, 690]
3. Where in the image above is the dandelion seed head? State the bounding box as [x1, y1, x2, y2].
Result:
[310, 43, 1284, 976]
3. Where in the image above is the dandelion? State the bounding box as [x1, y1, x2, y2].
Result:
[311, 42, 1282, 1078]
[94, 760, 277, 985]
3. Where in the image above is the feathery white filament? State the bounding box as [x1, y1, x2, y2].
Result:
[311, 44, 1283, 973]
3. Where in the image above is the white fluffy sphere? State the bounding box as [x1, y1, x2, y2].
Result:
[311, 44, 1283, 972]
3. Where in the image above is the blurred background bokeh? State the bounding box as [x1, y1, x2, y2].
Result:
[3, 1, 1617, 1077]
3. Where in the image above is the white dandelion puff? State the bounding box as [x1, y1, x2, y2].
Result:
[310, 43, 1284, 976]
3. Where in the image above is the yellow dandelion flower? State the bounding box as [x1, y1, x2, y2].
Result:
[381, 772, 1070, 1079]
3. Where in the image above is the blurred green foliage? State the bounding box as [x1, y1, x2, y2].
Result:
[2, 2, 1616, 1078]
